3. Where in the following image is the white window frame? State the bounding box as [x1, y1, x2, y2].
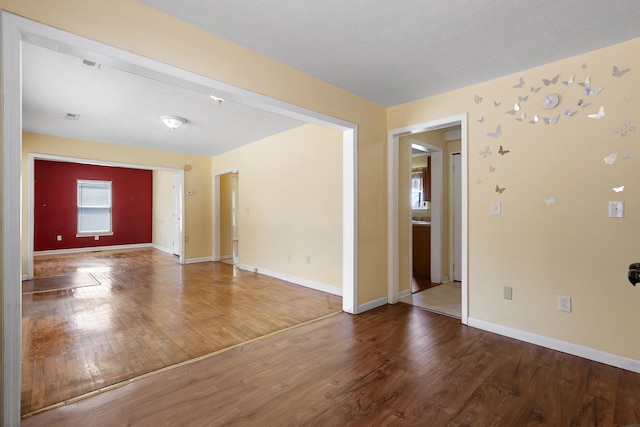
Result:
[77, 179, 114, 236]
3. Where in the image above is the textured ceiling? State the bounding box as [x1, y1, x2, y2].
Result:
[139, 0, 640, 107]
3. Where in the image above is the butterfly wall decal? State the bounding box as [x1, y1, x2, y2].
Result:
[516, 113, 526, 122]
[542, 74, 559, 86]
[564, 108, 577, 117]
[588, 106, 605, 119]
[513, 77, 525, 88]
[612, 120, 636, 137]
[487, 125, 502, 138]
[562, 76, 574, 85]
[528, 115, 539, 125]
[543, 115, 560, 125]
[506, 102, 520, 115]
[479, 146, 492, 158]
[477, 115, 485, 123]
[577, 76, 591, 87]
[612, 66, 631, 77]
[494, 101, 502, 107]
[518, 95, 529, 102]
[495, 185, 506, 194]
[489, 166, 496, 173]
[623, 153, 634, 160]
[584, 86, 603, 96]
[544, 196, 555, 205]
[498, 145, 510, 155]
[577, 99, 591, 108]
[613, 186, 625, 193]
[474, 95, 483, 104]
[530, 85, 541, 93]
[604, 152, 617, 165]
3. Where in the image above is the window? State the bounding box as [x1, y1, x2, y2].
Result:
[77, 180, 112, 235]
[411, 168, 426, 209]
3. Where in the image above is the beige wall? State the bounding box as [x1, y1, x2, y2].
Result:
[389, 38, 640, 361]
[21, 133, 212, 272]
[213, 124, 343, 291]
[152, 170, 175, 253]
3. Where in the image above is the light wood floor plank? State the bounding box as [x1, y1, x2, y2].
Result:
[22, 248, 342, 416]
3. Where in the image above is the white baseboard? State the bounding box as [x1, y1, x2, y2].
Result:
[151, 244, 174, 255]
[34, 243, 152, 257]
[468, 317, 640, 374]
[398, 288, 412, 299]
[220, 255, 232, 260]
[357, 296, 388, 313]
[237, 264, 342, 296]
[441, 275, 450, 283]
[184, 256, 214, 264]
[22, 275, 29, 281]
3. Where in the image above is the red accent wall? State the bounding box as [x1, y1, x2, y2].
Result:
[34, 160, 152, 251]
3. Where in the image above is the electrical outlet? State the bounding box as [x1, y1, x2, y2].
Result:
[558, 295, 571, 313]
[503, 286, 512, 300]
[306, 256, 311, 264]
[56, 235, 62, 241]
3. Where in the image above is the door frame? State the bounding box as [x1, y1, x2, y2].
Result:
[1, 12, 358, 425]
[450, 151, 462, 281]
[388, 114, 468, 323]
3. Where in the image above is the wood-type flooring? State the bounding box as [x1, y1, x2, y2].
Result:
[21, 302, 640, 426]
[21, 248, 342, 417]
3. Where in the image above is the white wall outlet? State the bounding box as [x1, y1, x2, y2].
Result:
[306, 256, 311, 264]
[491, 202, 501, 216]
[94, 235, 99, 241]
[608, 201, 624, 218]
[503, 286, 512, 300]
[558, 295, 571, 313]
[56, 235, 62, 241]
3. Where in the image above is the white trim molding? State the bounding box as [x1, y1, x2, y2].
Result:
[468, 318, 640, 374]
[34, 243, 153, 257]
[387, 114, 468, 324]
[358, 297, 388, 313]
[184, 256, 215, 264]
[237, 264, 343, 297]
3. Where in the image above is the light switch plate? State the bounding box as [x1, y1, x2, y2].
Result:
[608, 201, 624, 218]
[491, 202, 501, 216]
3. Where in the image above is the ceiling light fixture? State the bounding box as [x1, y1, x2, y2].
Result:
[209, 95, 225, 106]
[160, 115, 187, 130]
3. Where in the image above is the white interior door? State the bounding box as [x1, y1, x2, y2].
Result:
[451, 153, 462, 281]
[172, 173, 182, 256]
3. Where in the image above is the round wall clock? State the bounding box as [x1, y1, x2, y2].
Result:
[541, 94, 560, 109]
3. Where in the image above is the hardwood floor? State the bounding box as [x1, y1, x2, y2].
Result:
[21, 249, 342, 417]
[21, 302, 640, 426]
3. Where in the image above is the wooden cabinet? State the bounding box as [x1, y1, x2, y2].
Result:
[412, 224, 430, 278]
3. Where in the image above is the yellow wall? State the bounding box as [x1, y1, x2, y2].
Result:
[389, 37, 640, 361]
[22, 133, 212, 271]
[212, 124, 343, 290]
[152, 170, 175, 252]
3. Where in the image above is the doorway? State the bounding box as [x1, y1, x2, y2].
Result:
[388, 114, 468, 324]
[2, 12, 358, 424]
